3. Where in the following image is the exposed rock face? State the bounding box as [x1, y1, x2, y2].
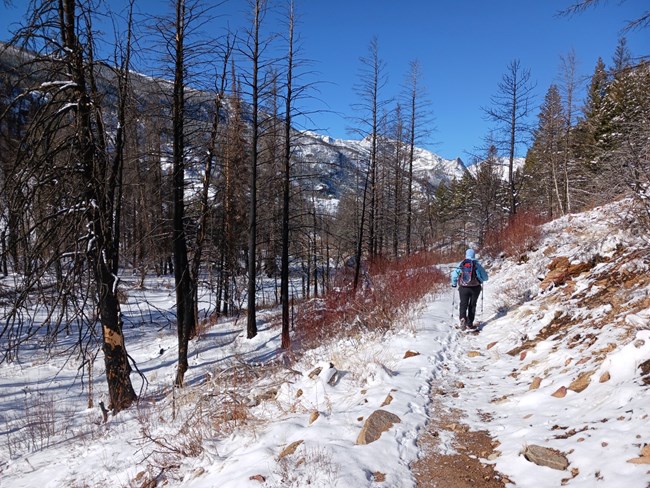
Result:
[356, 409, 401, 445]
[540, 256, 571, 289]
[540, 256, 595, 290]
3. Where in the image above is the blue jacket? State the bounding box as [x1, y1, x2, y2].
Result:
[450, 249, 488, 287]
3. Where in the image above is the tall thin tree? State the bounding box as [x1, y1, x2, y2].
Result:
[169, 0, 196, 386]
[280, 0, 296, 349]
[243, 0, 270, 339]
[483, 59, 536, 215]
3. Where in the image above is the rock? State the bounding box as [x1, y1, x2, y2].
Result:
[599, 371, 611, 383]
[309, 363, 339, 384]
[249, 474, 266, 482]
[327, 368, 340, 386]
[568, 371, 594, 393]
[487, 341, 498, 350]
[627, 457, 650, 465]
[519, 351, 527, 361]
[403, 350, 419, 358]
[467, 351, 481, 358]
[356, 409, 401, 445]
[308, 411, 320, 425]
[372, 472, 386, 482]
[628, 443, 650, 464]
[491, 395, 510, 404]
[443, 423, 469, 433]
[308, 367, 322, 379]
[639, 359, 650, 385]
[523, 444, 569, 470]
[278, 440, 303, 459]
[551, 386, 567, 398]
[380, 391, 394, 406]
[641, 444, 650, 457]
[540, 256, 571, 289]
[530, 377, 542, 390]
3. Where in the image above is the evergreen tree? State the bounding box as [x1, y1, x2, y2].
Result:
[470, 145, 506, 244]
[528, 84, 566, 218]
[611, 37, 632, 75]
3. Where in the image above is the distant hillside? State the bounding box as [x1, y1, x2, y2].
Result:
[291, 130, 468, 211]
[0, 41, 469, 216]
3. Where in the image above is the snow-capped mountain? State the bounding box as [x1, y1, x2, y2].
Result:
[466, 155, 526, 180]
[291, 130, 467, 204]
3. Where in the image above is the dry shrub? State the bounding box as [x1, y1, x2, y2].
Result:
[491, 280, 535, 314]
[295, 251, 446, 348]
[484, 211, 547, 258]
[274, 445, 340, 487]
[4, 391, 68, 457]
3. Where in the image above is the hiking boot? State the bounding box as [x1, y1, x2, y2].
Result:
[460, 318, 466, 329]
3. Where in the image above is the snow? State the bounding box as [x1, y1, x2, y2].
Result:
[1, 198, 650, 487]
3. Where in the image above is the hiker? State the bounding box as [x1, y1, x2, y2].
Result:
[450, 248, 488, 329]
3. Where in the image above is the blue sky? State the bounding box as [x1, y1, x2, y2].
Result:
[1, 1, 648, 161]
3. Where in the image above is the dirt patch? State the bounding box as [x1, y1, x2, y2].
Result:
[412, 397, 509, 487]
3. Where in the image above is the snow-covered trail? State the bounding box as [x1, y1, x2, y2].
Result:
[183, 288, 465, 487]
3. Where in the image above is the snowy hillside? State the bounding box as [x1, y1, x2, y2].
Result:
[293, 130, 467, 211]
[1, 198, 649, 487]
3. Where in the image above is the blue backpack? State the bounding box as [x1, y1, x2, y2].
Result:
[459, 259, 480, 286]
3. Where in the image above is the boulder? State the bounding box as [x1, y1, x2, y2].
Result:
[569, 371, 594, 393]
[356, 409, 401, 445]
[523, 444, 569, 470]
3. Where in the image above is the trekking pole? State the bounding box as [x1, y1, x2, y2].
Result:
[451, 288, 455, 319]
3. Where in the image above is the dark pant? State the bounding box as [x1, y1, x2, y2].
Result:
[459, 285, 482, 326]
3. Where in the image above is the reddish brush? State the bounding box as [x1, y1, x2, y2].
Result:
[484, 211, 546, 258]
[294, 252, 447, 349]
